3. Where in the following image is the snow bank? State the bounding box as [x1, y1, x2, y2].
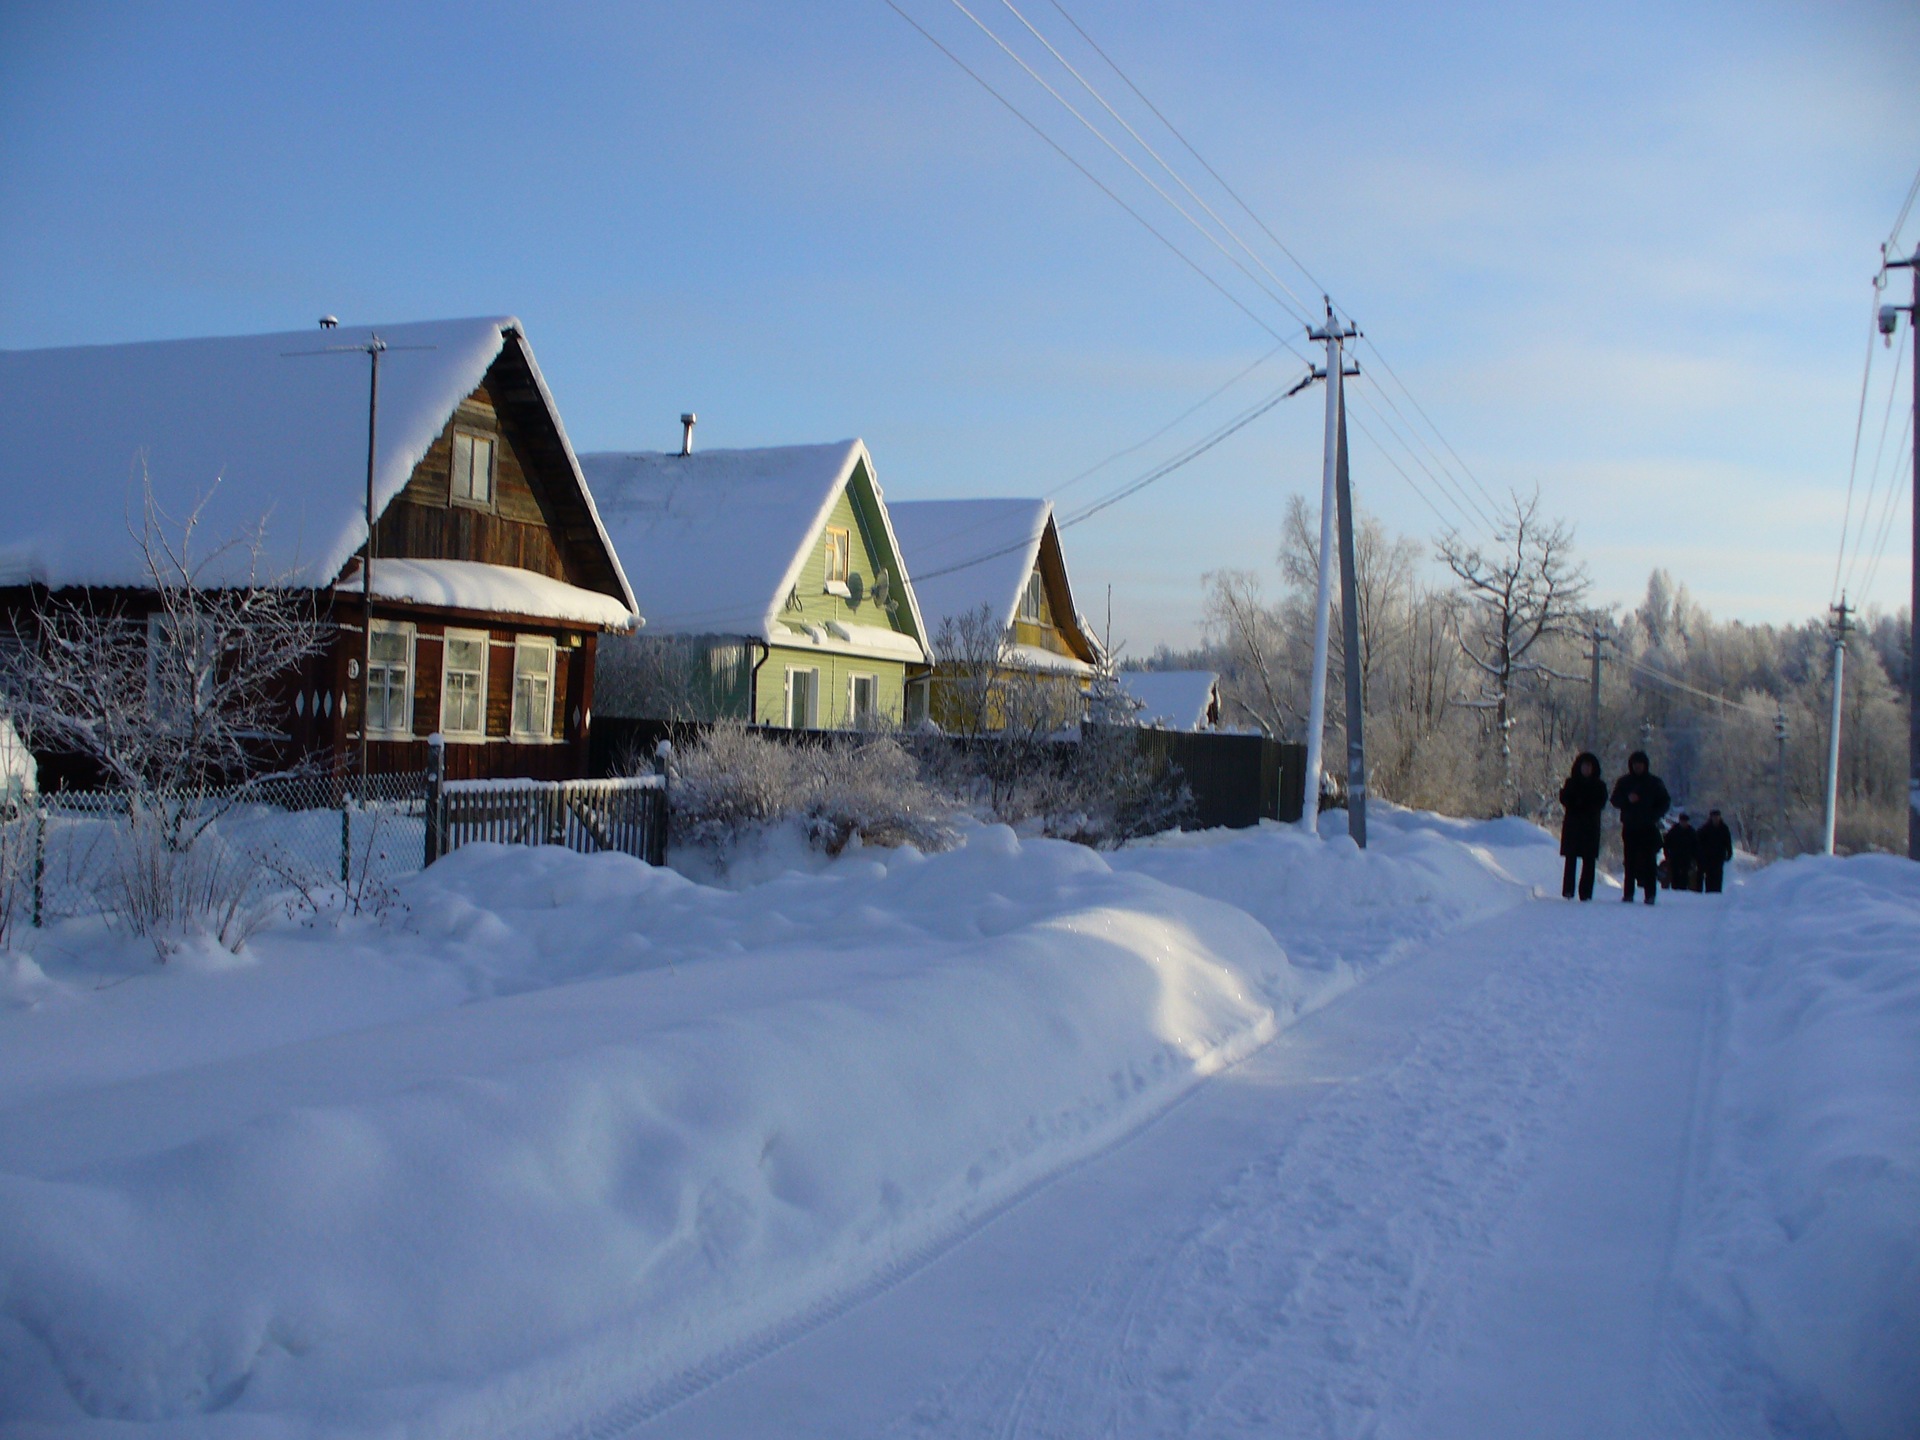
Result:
[1686, 855, 1920, 1439]
[0, 828, 1306, 1434]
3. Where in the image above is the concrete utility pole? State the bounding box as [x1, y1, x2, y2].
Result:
[1333, 372, 1367, 847]
[1302, 302, 1358, 836]
[1822, 597, 1853, 856]
[1878, 246, 1920, 860]
[1584, 622, 1609, 756]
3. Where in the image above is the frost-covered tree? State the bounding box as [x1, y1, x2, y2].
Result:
[1438, 489, 1590, 811]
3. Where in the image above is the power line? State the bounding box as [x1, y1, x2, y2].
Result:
[1857, 410, 1912, 605]
[909, 367, 1319, 584]
[886, 0, 1497, 549]
[1050, 341, 1289, 498]
[996, 0, 1318, 325]
[1833, 290, 1884, 603]
[879, 0, 1306, 353]
[1841, 334, 1906, 598]
[944, 0, 1313, 331]
[1043, 0, 1333, 304]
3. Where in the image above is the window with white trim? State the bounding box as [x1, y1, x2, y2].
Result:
[366, 621, 415, 737]
[450, 430, 496, 508]
[848, 673, 878, 729]
[1019, 570, 1045, 623]
[785, 666, 818, 729]
[440, 629, 488, 739]
[511, 636, 556, 740]
[823, 526, 850, 587]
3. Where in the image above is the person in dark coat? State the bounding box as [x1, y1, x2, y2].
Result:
[1697, 809, 1734, 893]
[1557, 752, 1607, 901]
[1662, 813, 1698, 892]
[1610, 751, 1671, 905]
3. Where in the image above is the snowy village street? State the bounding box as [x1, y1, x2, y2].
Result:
[2, 812, 1914, 1438]
[595, 887, 1734, 1440]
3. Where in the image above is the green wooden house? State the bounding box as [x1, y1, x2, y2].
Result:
[580, 439, 932, 728]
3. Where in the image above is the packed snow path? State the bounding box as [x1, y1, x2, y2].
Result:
[603, 894, 1747, 1440]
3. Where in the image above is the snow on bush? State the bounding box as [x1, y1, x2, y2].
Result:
[1683, 854, 1920, 1439]
[666, 722, 958, 856]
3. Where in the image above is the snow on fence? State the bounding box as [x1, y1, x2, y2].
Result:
[430, 774, 667, 866]
[16, 771, 429, 925]
[0, 758, 671, 931]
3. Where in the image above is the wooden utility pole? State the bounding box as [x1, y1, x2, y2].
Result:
[1822, 596, 1853, 856]
[1584, 622, 1608, 756]
[1880, 246, 1920, 860]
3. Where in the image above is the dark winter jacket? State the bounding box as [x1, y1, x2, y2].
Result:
[1610, 752, 1671, 836]
[1558, 753, 1608, 858]
[1698, 817, 1734, 868]
[1662, 819, 1698, 867]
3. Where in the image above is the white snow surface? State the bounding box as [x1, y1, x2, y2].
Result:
[333, 557, 636, 630]
[0, 811, 1911, 1438]
[887, 498, 1050, 638]
[578, 443, 927, 660]
[0, 319, 520, 592]
[1117, 669, 1220, 730]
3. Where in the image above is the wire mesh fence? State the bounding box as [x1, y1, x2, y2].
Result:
[19, 771, 430, 925]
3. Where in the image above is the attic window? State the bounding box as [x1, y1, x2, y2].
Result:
[823, 527, 850, 589]
[1019, 570, 1045, 623]
[450, 431, 495, 509]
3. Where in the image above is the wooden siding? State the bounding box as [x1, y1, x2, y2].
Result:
[365, 334, 628, 605]
[753, 645, 907, 729]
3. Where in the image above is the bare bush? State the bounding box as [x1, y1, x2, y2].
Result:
[665, 723, 957, 857]
[0, 481, 332, 953]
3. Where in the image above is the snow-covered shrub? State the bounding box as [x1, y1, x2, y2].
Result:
[664, 723, 957, 857]
[103, 809, 263, 957]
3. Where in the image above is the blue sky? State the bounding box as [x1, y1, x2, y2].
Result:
[3, 1, 1916, 653]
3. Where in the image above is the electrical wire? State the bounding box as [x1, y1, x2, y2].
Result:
[1856, 410, 1911, 606]
[996, 0, 1318, 325]
[1049, 341, 1289, 499]
[1832, 291, 1885, 604]
[885, 0, 1495, 550]
[944, 0, 1313, 331]
[879, 0, 1306, 354]
[1841, 336, 1906, 598]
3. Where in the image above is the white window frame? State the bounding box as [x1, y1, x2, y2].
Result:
[784, 665, 819, 729]
[847, 672, 878, 729]
[365, 620, 416, 739]
[1019, 570, 1045, 623]
[145, 612, 217, 726]
[440, 628, 490, 741]
[449, 429, 496, 510]
[510, 635, 557, 742]
[823, 526, 850, 590]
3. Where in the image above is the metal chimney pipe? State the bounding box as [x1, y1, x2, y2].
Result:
[680, 412, 697, 456]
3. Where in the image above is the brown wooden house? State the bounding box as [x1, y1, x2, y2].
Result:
[0, 317, 639, 784]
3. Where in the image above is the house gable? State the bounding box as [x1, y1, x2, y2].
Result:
[773, 455, 925, 653]
[369, 334, 629, 607]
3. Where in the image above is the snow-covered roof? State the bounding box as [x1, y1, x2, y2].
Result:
[0, 318, 636, 616]
[1119, 670, 1220, 731]
[889, 498, 1099, 670]
[334, 559, 637, 631]
[889, 498, 1050, 638]
[579, 441, 929, 661]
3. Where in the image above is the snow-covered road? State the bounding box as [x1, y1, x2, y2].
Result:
[617, 894, 1737, 1440]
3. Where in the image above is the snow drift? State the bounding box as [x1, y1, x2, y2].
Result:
[0, 825, 1336, 1434]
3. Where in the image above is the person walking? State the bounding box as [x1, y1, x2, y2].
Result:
[1611, 750, 1671, 905]
[1663, 812, 1699, 893]
[1557, 752, 1608, 901]
[1697, 809, 1734, 893]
